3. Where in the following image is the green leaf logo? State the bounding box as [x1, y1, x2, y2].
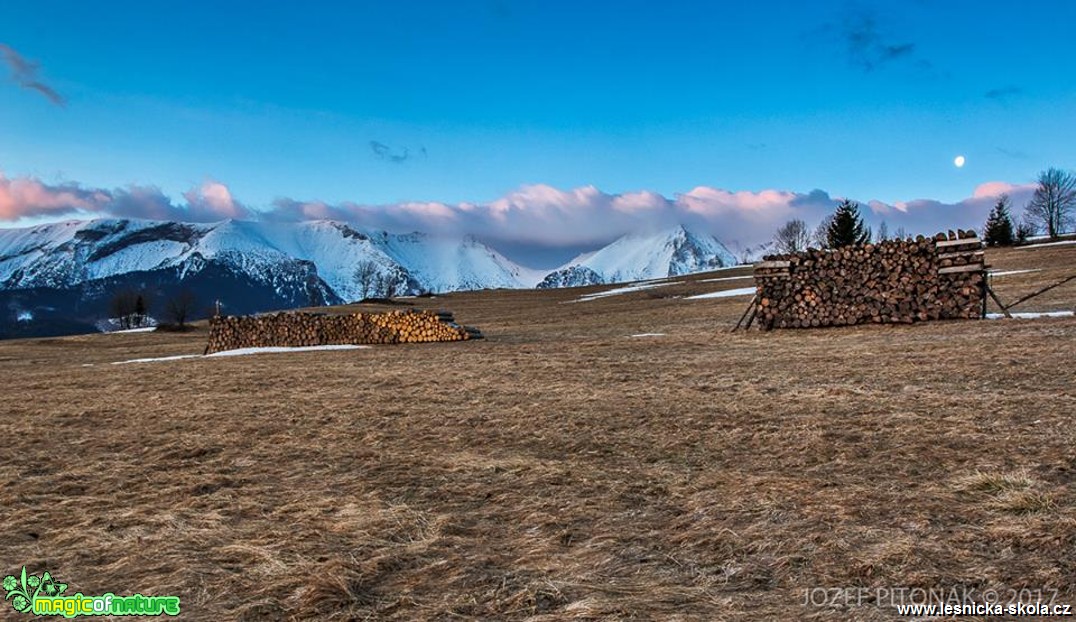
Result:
[4, 566, 68, 613]
[4, 567, 35, 613]
[11, 595, 28, 612]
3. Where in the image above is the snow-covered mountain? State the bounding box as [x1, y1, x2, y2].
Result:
[0, 219, 529, 299]
[535, 265, 605, 289]
[536, 225, 736, 288]
[0, 219, 736, 337]
[0, 218, 535, 338]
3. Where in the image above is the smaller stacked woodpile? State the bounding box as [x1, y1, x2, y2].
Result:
[205, 309, 483, 354]
[754, 230, 984, 330]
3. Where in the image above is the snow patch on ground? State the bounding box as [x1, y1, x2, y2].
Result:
[97, 316, 159, 333]
[698, 275, 753, 283]
[686, 287, 756, 300]
[706, 264, 754, 272]
[112, 344, 370, 365]
[988, 269, 1041, 277]
[986, 311, 1074, 320]
[106, 326, 158, 334]
[113, 354, 201, 364]
[1017, 239, 1076, 249]
[207, 345, 370, 357]
[630, 333, 666, 337]
[572, 280, 684, 302]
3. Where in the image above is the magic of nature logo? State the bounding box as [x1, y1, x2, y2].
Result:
[4, 566, 180, 617]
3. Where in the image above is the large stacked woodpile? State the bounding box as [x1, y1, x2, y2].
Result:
[754, 230, 984, 330]
[205, 309, 482, 353]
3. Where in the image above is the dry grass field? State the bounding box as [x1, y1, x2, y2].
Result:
[2, 242, 1074, 621]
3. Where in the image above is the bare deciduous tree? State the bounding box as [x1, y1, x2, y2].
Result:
[812, 214, 834, 248]
[1016, 214, 1036, 244]
[383, 277, 398, 299]
[875, 220, 889, 242]
[371, 273, 385, 299]
[353, 261, 377, 301]
[165, 290, 197, 328]
[1025, 167, 1076, 239]
[773, 219, 811, 254]
[110, 289, 139, 329]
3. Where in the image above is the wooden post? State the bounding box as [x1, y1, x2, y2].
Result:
[732, 294, 758, 332]
[1002, 274, 1076, 311]
[744, 300, 760, 330]
[985, 285, 1012, 319]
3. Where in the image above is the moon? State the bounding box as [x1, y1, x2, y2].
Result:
[954, 155, 966, 168]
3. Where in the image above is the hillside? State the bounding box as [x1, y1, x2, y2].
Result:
[1, 242, 1074, 620]
[0, 220, 735, 338]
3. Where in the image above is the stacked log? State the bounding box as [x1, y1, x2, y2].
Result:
[205, 309, 481, 354]
[754, 230, 984, 330]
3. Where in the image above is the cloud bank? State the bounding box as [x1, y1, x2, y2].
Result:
[0, 176, 251, 223]
[0, 172, 1036, 252]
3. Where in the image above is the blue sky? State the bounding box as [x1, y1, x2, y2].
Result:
[1, 1, 1074, 256]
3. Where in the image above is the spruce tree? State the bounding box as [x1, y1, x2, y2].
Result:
[983, 194, 1015, 247]
[825, 200, 871, 248]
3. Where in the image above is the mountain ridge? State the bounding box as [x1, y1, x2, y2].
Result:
[0, 218, 736, 337]
[537, 225, 737, 288]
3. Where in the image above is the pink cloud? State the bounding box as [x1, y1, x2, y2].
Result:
[488, 185, 609, 219]
[972, 180, 1034, 199]
[182, 181, 251, 221]
[393, 201, 460, 221]
[0, 174, 249, 223]
[678, 187, 798, 214]
[0, 174, 106, 220]
[611, 191, 667, 214]
[868, 199, 902, 214]
[0, 173, 1041, 250]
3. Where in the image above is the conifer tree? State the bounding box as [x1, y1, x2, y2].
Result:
[983, 194, 1015, 247]
[825, 200, 871, 248]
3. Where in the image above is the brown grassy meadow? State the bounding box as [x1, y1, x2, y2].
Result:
[1, 242, 1074, 620]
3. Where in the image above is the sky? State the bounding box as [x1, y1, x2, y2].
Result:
[1, 1, 1074, 265]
